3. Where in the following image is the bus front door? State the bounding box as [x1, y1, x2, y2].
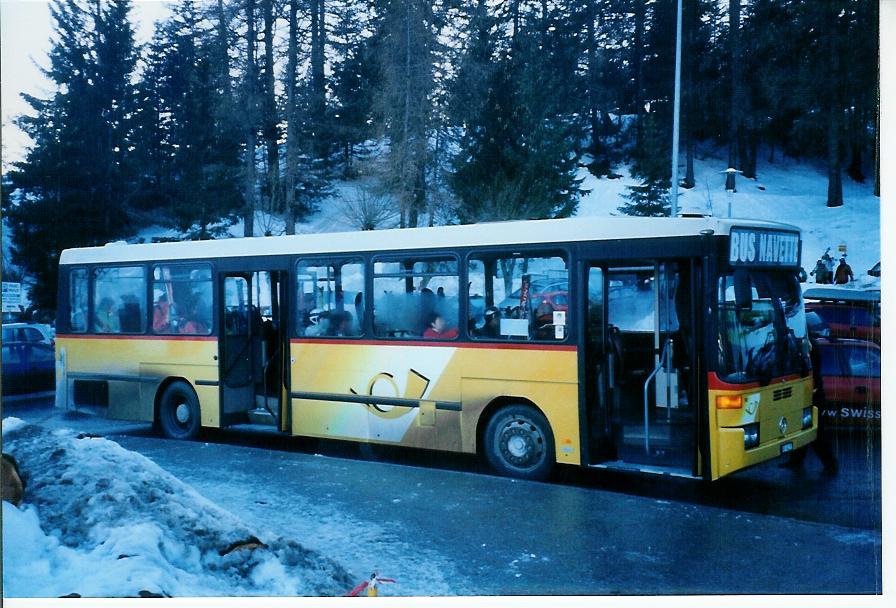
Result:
[219, 272, 288, 429]
[220, 275, 255, 425]
[586, 262, 697, 475]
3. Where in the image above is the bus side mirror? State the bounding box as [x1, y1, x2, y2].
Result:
[733, 269, 752, 310]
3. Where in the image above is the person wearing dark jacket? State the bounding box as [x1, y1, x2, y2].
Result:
[834, 258, 854, 284]
[781, 336, 838, 475]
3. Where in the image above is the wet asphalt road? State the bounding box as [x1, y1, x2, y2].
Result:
[2, 395, 883, 595]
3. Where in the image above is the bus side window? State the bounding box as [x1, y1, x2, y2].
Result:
[373, 257, 459, 339]
[468, 253, 568, 341]
[70, 268, 88, 332]
[92, 266, 147, 334]
[152, 264, 213, 335]
[296, 259, 365, 338]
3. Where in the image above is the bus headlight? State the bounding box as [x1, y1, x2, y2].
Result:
[743, 423, 760, 450]
[802, 407, 813, 430]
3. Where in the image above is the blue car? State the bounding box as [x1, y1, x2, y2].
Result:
[1, 341, 56, 397]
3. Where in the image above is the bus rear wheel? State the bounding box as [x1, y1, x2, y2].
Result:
[158, 382, 201, 440]
[484, 405, 555, 481]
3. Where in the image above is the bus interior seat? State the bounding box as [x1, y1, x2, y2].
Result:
[119, 302, 142, 333]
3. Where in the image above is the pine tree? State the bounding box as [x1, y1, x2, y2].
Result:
[374, 0, 435, 228]
[449, 5, 583, 223]
[6, 0, 138, 309]
[132, 3, 243, 237]
[619, 108, 670, 217]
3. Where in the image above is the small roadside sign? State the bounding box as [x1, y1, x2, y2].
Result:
[2, 282, 22, 312]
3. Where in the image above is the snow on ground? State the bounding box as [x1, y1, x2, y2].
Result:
[2, 419, 353, 598]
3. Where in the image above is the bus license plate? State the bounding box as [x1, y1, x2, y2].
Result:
[780, 442, 793, 454]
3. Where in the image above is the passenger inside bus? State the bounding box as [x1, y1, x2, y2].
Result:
[478, 306, 502, 338]
[533, 298, 555, 339]
[326, 311, 355, 337]
[179, 294, 209, 334]
[153, 294, 171, 332]
[95, 297, 120, 333]
[119, 295, 143, 332]
[423, 312, 458, 339]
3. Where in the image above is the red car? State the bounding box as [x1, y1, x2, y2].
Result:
[815, 337, 881, 427]
[803, 287, 880, 343]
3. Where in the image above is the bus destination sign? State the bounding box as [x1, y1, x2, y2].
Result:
[729, 227, 799, 267]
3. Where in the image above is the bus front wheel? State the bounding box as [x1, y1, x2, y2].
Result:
[158, 382, 201, 440]
[484, 405, 555, 481]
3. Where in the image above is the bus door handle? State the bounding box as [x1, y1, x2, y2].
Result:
[607, 354, 616, 389]
[596, 364, 607, 404]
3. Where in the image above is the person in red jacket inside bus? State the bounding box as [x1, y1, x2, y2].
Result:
[423, 312, 458, 339]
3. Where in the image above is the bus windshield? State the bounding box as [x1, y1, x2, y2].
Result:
[717, 270, 810, 384]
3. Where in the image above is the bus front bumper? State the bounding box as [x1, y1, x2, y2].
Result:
[714, 416, 818, 479]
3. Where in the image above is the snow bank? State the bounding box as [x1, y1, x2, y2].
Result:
[1, 420, 353, 598]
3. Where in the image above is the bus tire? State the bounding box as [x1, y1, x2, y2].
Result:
[158, 382, 201, 440]
[484, 405, 555, 481]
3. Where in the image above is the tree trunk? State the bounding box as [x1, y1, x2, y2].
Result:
[633, 0, 645, 147]
[826, 109, 843, 207]
[216, 0, 230, 89]
[586, 0, 601, 162]
[725, 0, 741, 191]
[874, 41, 880, 197]
[284, 0, 299, 235]
[846, 106, 865, 183]
[243, 0, 257, 237]
[262, 0, 279, 208]
[310, 0, 327, 158]
[739, 124, 757, 179]
[682, 0, 697, 189]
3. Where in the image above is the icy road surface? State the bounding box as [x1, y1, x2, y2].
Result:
[2, 400, 882, 597]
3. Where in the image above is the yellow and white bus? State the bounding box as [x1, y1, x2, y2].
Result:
[55, 216, 816, 480]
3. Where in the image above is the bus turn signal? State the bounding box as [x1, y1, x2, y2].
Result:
[716, 395, 744, 410]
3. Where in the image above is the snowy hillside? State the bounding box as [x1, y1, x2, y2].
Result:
[137, 150, 881, 284]
[576, 151, 880, 280]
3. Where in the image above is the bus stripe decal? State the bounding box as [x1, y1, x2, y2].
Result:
[67, 372, 161, 384]
[290, 390, 462, 411]
[55, 334, 217, 342]
[289, 338, 576, 351]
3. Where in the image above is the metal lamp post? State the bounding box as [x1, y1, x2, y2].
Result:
[721, 167, 742, 217]
[670, 0, 683, 218]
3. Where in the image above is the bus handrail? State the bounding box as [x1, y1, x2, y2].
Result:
[261, 345, 281, 423]
[643, 339, 672, 455]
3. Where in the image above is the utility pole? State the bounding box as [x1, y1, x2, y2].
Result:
[670, 0, 683, 217]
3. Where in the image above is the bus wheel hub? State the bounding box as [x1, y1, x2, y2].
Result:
[507, 434, 529, 459]
[175, 403, 191, 424]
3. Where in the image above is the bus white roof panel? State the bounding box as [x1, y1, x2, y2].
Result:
[59, 216, 801, 265]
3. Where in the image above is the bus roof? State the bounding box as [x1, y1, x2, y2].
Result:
[59, 216, 800, 265]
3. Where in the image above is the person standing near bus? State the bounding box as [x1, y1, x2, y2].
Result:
[834, 257, 854, 284]
[781, 335, 838, 475]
